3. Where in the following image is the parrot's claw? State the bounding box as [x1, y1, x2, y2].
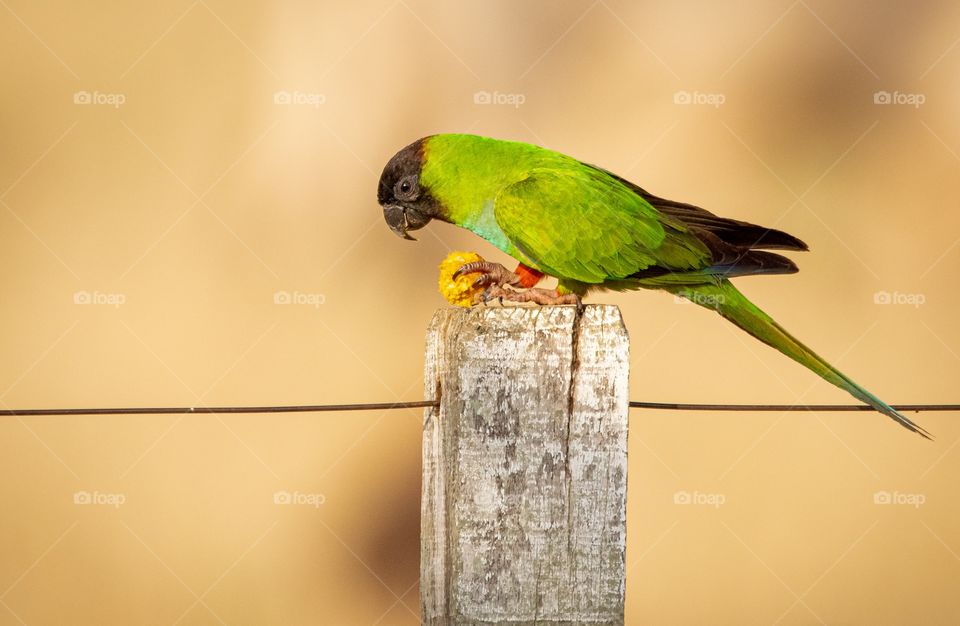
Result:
[480, 285, 580, 307]
[454, 261, 521, 289]
[457, 263, 579, 306]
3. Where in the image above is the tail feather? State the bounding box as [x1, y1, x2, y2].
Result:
[671, 280, 932, 439]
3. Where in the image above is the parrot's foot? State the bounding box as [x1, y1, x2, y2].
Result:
[482, 285, 581, 306]
[453, 261, 521, 289]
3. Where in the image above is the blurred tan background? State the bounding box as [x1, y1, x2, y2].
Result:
[1, 0, 958, 624]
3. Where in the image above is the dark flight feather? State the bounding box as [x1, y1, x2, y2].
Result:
[587, 164, 810, 252]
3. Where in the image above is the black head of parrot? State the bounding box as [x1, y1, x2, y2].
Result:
[377, 137, 442, 240]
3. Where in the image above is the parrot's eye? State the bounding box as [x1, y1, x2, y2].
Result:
[395, 175, 419, 201]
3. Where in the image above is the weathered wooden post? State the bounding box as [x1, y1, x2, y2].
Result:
[422, 305, 630, 625]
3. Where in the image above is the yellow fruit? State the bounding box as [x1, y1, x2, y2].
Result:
[438, 251, 485, 307]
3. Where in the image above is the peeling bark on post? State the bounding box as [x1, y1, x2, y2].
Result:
[422, 305, 629, 626]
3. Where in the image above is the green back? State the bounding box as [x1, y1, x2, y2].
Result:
[420, 134, 711, 283]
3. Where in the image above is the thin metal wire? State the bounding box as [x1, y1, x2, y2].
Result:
[0, 401, 958, 416]
[628, 402, 960, 412]
[0, 401, 438, 416]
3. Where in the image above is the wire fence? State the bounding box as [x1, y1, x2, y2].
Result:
[1, 401, 958, 416]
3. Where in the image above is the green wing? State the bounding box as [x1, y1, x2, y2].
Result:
[493, 166, 712, 283]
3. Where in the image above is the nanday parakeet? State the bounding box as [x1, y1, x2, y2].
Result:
[377, 133, 930, 439]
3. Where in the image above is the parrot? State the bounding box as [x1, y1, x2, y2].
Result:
[377, 133, 931, 439]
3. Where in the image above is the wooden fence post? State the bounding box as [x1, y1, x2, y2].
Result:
[422, 305, 630, 625]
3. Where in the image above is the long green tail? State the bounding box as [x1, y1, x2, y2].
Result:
[670, 279, 932, 439]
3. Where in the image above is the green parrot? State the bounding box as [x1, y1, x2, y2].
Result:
[377, 133, 930, 439]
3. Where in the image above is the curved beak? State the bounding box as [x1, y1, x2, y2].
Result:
[383, 204, 416, 240]
[382, 204, 429, 241]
